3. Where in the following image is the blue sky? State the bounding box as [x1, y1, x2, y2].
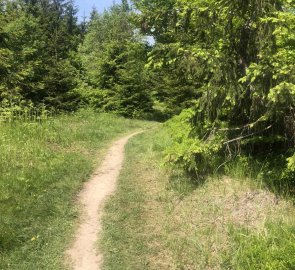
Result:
[75, 0, 118, 20]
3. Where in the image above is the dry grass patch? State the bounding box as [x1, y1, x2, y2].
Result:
[158, 176, 295, 269]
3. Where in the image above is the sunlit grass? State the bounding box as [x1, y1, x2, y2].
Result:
[101, 127, 295, 270]
[0, 109, 154, 269]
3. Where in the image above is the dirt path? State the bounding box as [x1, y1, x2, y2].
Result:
[66, 131, 142, 270]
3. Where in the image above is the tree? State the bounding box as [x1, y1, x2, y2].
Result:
[78, 1, 153, 117]
[134, 0, 295, 175]
[0, 0, 82, 111]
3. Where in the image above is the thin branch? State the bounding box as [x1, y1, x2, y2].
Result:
[223, 124, 273, 145]
[214, 117, 267, 132]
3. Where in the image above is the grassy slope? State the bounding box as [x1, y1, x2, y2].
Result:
[0, 110, 155, 270]
[101, 127, 295, 270]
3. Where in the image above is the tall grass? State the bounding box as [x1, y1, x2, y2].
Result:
[101, 127, 295, 270]
[224, 224, 295, 270]
[0, 109, 153, 269]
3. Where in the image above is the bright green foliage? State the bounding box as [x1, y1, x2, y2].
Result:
[78, 3, 153, 118]
[135, 0, 295, 177]
[0, 3, 43, 107]
[101, 126, 295, 269]
[134, 0, 206, 115]
[0, 0, 81, 112]
[165, 109, 223, 176]
[287, 154, 295, 171]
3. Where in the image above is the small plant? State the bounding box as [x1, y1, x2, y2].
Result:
[164, 109, 225, 179]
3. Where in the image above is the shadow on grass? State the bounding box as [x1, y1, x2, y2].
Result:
[165, 152, 295, 202]
[222, 153, 295, 200]
[166, 170, 206, 198]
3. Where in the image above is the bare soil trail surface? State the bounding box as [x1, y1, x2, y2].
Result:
[66, 131, 142, 270]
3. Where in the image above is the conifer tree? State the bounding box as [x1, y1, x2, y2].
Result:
[79, 1, 153, 117]
[0, 0, 81, 111]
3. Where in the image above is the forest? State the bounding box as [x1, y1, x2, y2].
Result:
[1, 0, 295, 269]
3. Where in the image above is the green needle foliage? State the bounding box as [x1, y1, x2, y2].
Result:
[133, 0, 295, 186]
[77, 2, 153, 118]
[0, 0, 80, 112]
[1, 0, 295, 267]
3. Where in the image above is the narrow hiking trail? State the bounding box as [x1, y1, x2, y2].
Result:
[66, 131, 142, 270]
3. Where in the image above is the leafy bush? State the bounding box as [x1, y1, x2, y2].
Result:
[165, 109, 224, 177]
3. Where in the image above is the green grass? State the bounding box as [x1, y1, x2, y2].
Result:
[101, 129, 170, 270]
[224, 224, 295, 270]
[101, 127, 295, 270]
[0, 109, 155, 269]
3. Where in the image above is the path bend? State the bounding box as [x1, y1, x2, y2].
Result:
[66, 131, 142, 270]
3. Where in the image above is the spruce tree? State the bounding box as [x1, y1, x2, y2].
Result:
[0, 0, 81, 111]
[79, 1, 153, 117]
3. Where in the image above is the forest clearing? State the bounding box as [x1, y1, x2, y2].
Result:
[1, 0, 295, 269]
[1, 115, 295, 269]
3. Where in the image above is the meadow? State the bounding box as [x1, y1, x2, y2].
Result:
[101, 127, 295, 270]
[0, 110, 153, 269]
[1, 110, 295, 270]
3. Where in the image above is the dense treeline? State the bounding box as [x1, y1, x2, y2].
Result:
[0, 0, 153, 118]
[1, 0, 295, 188]
[0, 0, 81, 112]
[77, 2, 153, 117]
[133, 0, 295, 190]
